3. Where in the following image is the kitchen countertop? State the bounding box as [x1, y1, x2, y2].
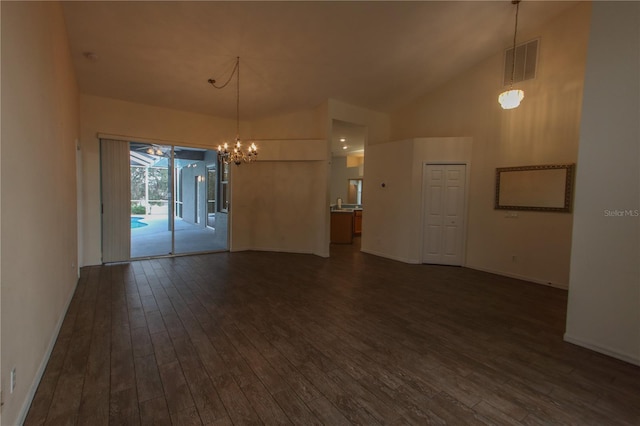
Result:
[330, 205, 363, 212]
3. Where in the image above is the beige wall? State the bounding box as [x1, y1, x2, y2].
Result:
[249, 99, 390, 257]
[231, 151, 328, 255]
[79, 94, 237, 265]
[0, 2, 80, 424]
[565, 1, 640, 365]
[242, 107, 330, 257]
[81, 96, 332, 263]
[390, 2, 591, 288]
[327, 99, 390, 145]
[230, 138, 328, 255]
[250, 106, 326, 140]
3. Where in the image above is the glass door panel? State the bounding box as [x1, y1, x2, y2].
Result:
[130, 142, 172, 258]
[206, 168, 216, 228]
[127, 143, 228, 258]
[173, 146, 227, 254]
[175, 167, 183, 219]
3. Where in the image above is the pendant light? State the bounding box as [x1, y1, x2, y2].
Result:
[498, 0, 524, 110]
[208, 57, 258, 165]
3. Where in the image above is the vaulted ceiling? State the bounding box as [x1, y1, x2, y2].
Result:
[62, 1, 578, 122]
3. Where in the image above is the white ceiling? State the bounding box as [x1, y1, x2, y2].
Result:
[62, 1, 578, 123]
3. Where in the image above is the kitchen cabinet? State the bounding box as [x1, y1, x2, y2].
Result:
[330, 211, 353, 244]
[353, 210, 362, 235]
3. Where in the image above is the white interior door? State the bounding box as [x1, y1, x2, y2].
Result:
[422, 164, 467, 265]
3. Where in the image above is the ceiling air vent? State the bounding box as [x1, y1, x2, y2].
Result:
[503, 38, 538, 86]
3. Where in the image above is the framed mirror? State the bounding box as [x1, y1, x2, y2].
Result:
[347, 178, 363, 204]
[495, 164, 575, 212]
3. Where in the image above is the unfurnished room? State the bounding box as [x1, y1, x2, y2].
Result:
[1, 1, 639, 425]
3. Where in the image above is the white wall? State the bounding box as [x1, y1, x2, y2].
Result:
[362, 138, 472, 263]
[0, 2, 80, 423]
[390, 2, 591, 288]
[565, 1, 640, 365]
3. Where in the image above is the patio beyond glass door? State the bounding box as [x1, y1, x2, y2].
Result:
[128, 143, 228, 259]
[130, 143, 172, 258]
[173, 146, 227, 254]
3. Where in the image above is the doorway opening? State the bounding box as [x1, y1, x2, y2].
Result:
[329, 119, 366, 248]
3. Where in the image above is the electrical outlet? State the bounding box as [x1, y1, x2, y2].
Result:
[10, 368, 16, 394]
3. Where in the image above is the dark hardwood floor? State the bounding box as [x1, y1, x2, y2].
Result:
[26, 240, 640, 425]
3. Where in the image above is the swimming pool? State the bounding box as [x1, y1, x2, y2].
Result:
[131, 216, 148, 229]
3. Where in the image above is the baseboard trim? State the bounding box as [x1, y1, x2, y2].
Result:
[563, 333, 640, 366]
[466, 265, 568, 290]
[360, 248, 421, 264]
[230, 246, 329, 258]
[230, 246, 314, 255]
[16, 277, 79, 425]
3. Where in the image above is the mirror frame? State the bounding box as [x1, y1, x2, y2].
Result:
[495, 164, 575, 212]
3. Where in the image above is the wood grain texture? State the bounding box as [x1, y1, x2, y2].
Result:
[25, 241, 640, 425]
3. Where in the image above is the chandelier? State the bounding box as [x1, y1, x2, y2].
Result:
[498, 0, 524, 110]
[208, 57, 258, 165]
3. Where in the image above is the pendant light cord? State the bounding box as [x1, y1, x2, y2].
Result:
[208, 56, 241, 138]
[236, 57, 240, 138]
[509, 0, 521, 87]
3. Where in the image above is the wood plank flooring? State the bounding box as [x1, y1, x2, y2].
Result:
[25, 241, 640, 425]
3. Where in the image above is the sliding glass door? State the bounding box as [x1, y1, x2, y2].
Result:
[102, 139, 228, 262]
